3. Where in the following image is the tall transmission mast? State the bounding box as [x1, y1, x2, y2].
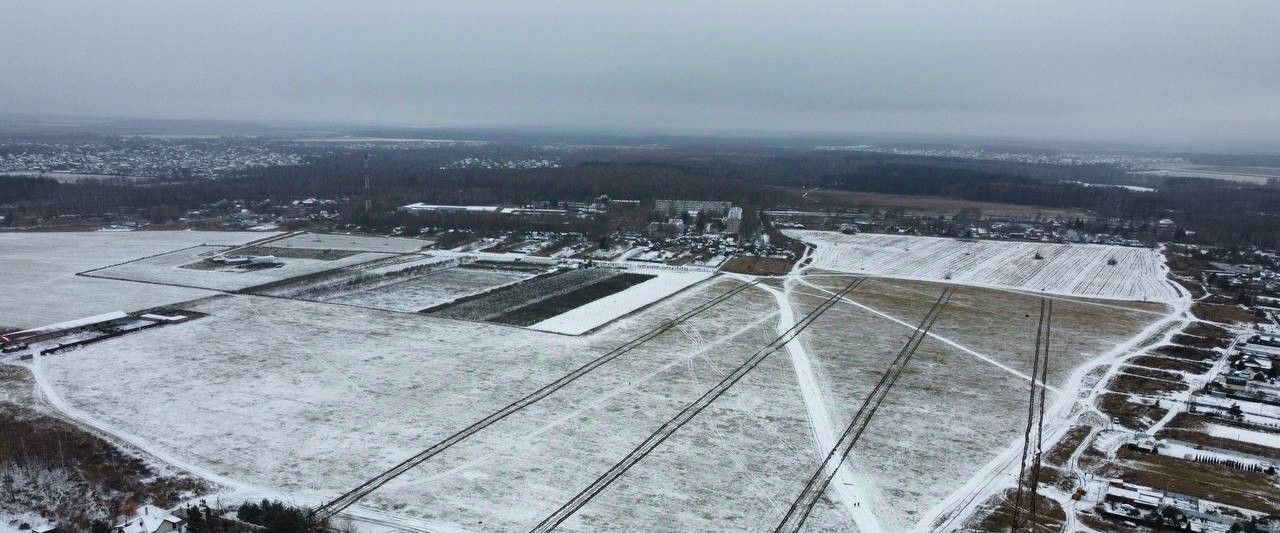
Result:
[363, 152, 372, 214]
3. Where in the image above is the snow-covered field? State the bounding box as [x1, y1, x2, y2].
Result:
[0, 231, 271, 329]
[784, 274, 1163, 530]
[528, 269, 712, 335]
[31, 273, 1162, 532]
[786, 230, 1178, 302]
[321, 266, 535, 312]
[1205, 423, 1280, 448]
[83, 245, 394, 292]
[6, 230, 1178, 532]
[265, 233, 432, 253]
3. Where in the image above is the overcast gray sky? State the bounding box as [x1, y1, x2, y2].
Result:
[3, 1, 1278, 147]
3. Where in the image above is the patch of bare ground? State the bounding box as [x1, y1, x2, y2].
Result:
[1174, 277, 1208, 299]
[1193, 301, 1263, 324]
[719, 255, 794, 276]
[1164, 253, 1212, 277]
[1045, 425, 1094, 467]
[1128, 355, 1213, 375]
[0, 366, 207, 529]
[1104, 448, 1280, 514]
[530, 238, 572, 257]
[1159, 428, 1280, 462]
[1078, 512, 1144, 532]
[966, 488, 1066, 533]
[792, 187, 1090, 218]
[1106, 373, 1189, 396]
[1152, 344, 1219, 362]
[1171, 333, 1229, 350]
[1035, 465, 1078, 493]
[1080, 365, 1110, 389]
[1159, 414, 1280, 460]
[1097, 393, 1169, 431]
[1184, 322, 1229, 339]
[1076, 442, 1110, 473]
[1119, 365, 1184, 382]
[233, 245, 367, 260]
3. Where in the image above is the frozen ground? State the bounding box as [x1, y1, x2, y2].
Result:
[83, 245, 394, 292]
[786, 230, 1179, 302]
[265, 233, 432, 253]
[321, 266, 535, 313]
[31, 270, 1162, 532]
[0, 231, 272, 329]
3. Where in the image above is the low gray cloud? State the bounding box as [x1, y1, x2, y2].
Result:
[3, 0, 1277, 147]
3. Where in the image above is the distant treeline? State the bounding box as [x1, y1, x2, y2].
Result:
[4, 147, 1280, 247]
[1178, 153, 1280, 167]
[805, 162, 1280, 246]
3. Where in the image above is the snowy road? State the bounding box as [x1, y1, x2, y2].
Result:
[754, 262, 890, 533]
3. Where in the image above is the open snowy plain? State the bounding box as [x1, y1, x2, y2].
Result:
[0, 230, 274, 329]
[785, 230, 1180, 302]
[4, 230, 1181, 532]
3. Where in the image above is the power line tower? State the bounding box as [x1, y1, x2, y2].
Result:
[362, 152, 372, 214]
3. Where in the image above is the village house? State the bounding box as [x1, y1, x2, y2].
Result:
[112, 505, 185, 533]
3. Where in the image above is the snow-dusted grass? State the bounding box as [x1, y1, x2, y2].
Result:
[264, 233, 432, 253]
[783, 275, 1161, 529]
[85, 246, 394, 292]
[321, 267, 534, 312]
[528, 269, 712, 335]
[787, 230, 1178, 302]
[0, 231, 270, 329]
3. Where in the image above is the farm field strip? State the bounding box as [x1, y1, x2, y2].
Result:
[265, 233, 433, 253]
[428, 269, 621, 323]
[528, 270, 713, 335]
[82, 245, 395, 292]
[786, 230, 1177, 302]
[321, 267, 535, 313]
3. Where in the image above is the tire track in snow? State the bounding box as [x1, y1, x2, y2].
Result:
[791, 282, 1056, 393]
[397, 309, 780, 487]
[756, 263, 891, 533]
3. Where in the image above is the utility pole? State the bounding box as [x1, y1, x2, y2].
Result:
[363, 152, 372, 214]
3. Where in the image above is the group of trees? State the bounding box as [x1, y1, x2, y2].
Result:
[0, 392, 203, 531]
[234, 500, 320, 533]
